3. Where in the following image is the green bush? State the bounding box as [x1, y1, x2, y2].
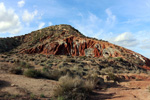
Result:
[15, 61, 33, 69]
[9, 67, 23, 75]
[25, 63, 33, 68]
[65, 58, 76, 63]
[40, 94, 45, 98]
[115, 57, 123, 61]
[20, 61, 26, 66]
[57, 96, 65, 100]
[54, 75, 95, 100]
[107, 73, 118, 82]
[100, 67, 114, 74]
[42, 69, 62, 80]
[86, 70, 104, 85]
[24, 69, 42, 78]
[148, 86, 150, 92]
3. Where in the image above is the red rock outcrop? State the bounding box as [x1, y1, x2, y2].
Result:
[20, 36, 119, 57]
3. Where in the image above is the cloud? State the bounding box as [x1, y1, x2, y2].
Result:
[138, 34, 150, 50]
[38, 22, 45, 29]
[22, 10, 38, 25]
[18, 0, 25, 7]
[123, 19, 141, 24]
[140, 45, 150, 49]
[48, 22, 53, 26]
[105, 8, 116, 28]
[0, 2, 21, 34]
[71, 9, 117, 39]
[70, 12, 102, 37]
[110, 32, 138, 47]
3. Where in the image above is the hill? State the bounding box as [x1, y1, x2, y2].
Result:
[1, 24, 150, 99]
[0, 24, 150, 71]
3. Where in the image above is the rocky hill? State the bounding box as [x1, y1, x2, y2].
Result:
[1, 24, 150, 100]
[0, 24, 150, 71]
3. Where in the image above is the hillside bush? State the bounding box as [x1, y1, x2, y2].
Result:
[54, 75, 95, 100]
[107, 73, 118, 83]
[24, 69, 42, 78]
[9, 67, 23, 75]
[86, 71, 104, 85]
[100, 67, 114, 75]
[42, 68, 62, 80]
[15, 61, 33, 69]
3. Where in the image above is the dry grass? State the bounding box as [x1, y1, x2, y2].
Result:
[23, 69, 42, 78]
[54, 75, 96, 100]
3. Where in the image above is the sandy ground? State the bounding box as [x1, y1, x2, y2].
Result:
[0, 73, 57, 97]
[1, 72, 150, 100]
[91, 79, 150, 100]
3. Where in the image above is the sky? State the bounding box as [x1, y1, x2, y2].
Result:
[0, 0, 150, 58]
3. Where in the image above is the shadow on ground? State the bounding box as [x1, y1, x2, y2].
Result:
[0, 80, 11, 89]
[90, 82, 124, 100]
[90, 92, 124, 100]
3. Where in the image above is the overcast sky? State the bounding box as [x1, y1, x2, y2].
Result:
[0, 0, 150, 58]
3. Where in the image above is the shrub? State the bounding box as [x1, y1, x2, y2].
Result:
[136, 70, 141, 74]
[148, 86, 150, 92]
[107, 73, 118, 82]
[54, 75, 95, 100]
[65, 58, 76, 63]
[146, 71, 150, 75]
[79, 56, 87, 60]
[115, 57, 123, 61]
[34, 61, 39, 65]
[100, 67, 114, 75]
[42, 67, 49, 72]
[30, 93, 35, 99]
[15, 61, 33, 69]
[47, 63, 53, 67]
[71, 65, 85, 77]
[24, 69, 42, 78]
[9, 67, 23, 75]
[40, 94, 45, 98]
[25, 63, 33, 69]
[20, 61, 26, 67]
[42, 69, 62, 80]
[86, 71, 104, 85]
[57, 96, 65, 100]
[29, 58, 35, 61]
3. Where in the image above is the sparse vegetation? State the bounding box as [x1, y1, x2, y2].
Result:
[148, 86, 150, 92]
[107, 73, 118, 82]
[9, 67, 23, 75]
[54, 75, 96, 100]
[100, 67, 114, 75]
[0, 24, 150, 100]
[42, 69, 62, 80]
[40, 94, 45, 98]
[23, 69, 42, 78]
[30, 93, 35, 99]
[14, 60, 34, 69]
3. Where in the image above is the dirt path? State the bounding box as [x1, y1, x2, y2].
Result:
[92, 80, 150, 100]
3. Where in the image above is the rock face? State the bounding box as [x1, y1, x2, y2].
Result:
[1, 24, 150, 70]
[21, 36, 122, 57]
